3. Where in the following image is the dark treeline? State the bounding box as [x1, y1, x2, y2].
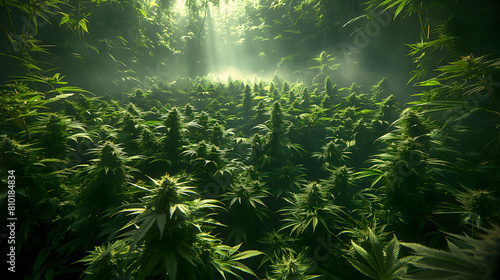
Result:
[1, 0, 500, 279]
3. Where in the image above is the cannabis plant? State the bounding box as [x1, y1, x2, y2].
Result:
[78, 240, 134, 280]
[208, 242, 263, 280]
[355, 108, 449, 231]
[110, 173, 220, 279]
[242, 84, 253, 114]
[340, 217, 389, 246]
[266, 251, 321, 280]
[69, 141, 143, 247]
[0, 135, 41, 173]
[321, 165, 357, 208]
[181, 140, 229, 189]
[29, 113, 91, 159]
[345, 228, 417, 280]
[403, 226, 500, 279]
[312, 140, 352, 172]
[310, 51, 340, 86]
[301, 87, 311, 109]
[0, 135, 60, 251]
[434, 184, 500, 231]
[253, 100, 268, 125]
[371, 78, 394, 101]
[0, 80, 77, 138]
[161, 107, 185, 173]
[93, 172, 262, 279]
[281, 181, 344, 237]
[258, 229, 297, 267]
[221, 177, 272, 244]
[269, 163, 307, 198]
[267, 101, 286, 159]
[116, 111, 143, 153]
[374, 94, 399, 128]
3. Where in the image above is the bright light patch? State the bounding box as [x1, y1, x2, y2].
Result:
[174, 0, 185, 12]
[208, 67, 261, 83]
[148, 0, 158, 8]
[202, 0, 267, 81]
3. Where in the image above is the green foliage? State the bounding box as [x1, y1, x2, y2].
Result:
[402, 226, 500, 279]
[267, 251, 321, 280]
[1, 1, 499, 279]
[311, 52, 340, 86]
[258, 229, 297, 267]
[78, 240, 133, 280]
[222, 177, 272, 244]
[1, 73, 499, 279]
[345, 228, 417, 280]
[0, 79, 78, 138]
[411, 55, 500, 110]
[161, 107, 185, 173]
[312, 140, 351, 171]
[210, 242, 263, 280]
[30, 113, 91, 158]
[242, 84, 253, 113]
[281, 181, 344, 236]
[88, 172, 262, 279]
[434, 184, 500, 229]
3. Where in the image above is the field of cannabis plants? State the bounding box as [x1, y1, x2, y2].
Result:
[2, 0, 500, 279]
[2, 67, 500, 279]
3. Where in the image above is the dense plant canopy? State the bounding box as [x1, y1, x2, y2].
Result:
[1, 0, 500, 279]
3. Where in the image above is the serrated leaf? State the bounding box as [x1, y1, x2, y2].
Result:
[130, 216, 155, 248]
[156, 213, 166, 239]
[416, 80, 441, 86]
[79, 19, 88, 33]
[368, 228, 384, 271]
[164, 249, 178, 280]
[59, 13, 70, 26]
[352, 240, 378, 271]
[232, 250, 263, 261]
[394, 0, 408, 19]
[345, 257, 378, 279]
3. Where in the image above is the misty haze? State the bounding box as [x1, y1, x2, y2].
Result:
[1, 0, 500, 279]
